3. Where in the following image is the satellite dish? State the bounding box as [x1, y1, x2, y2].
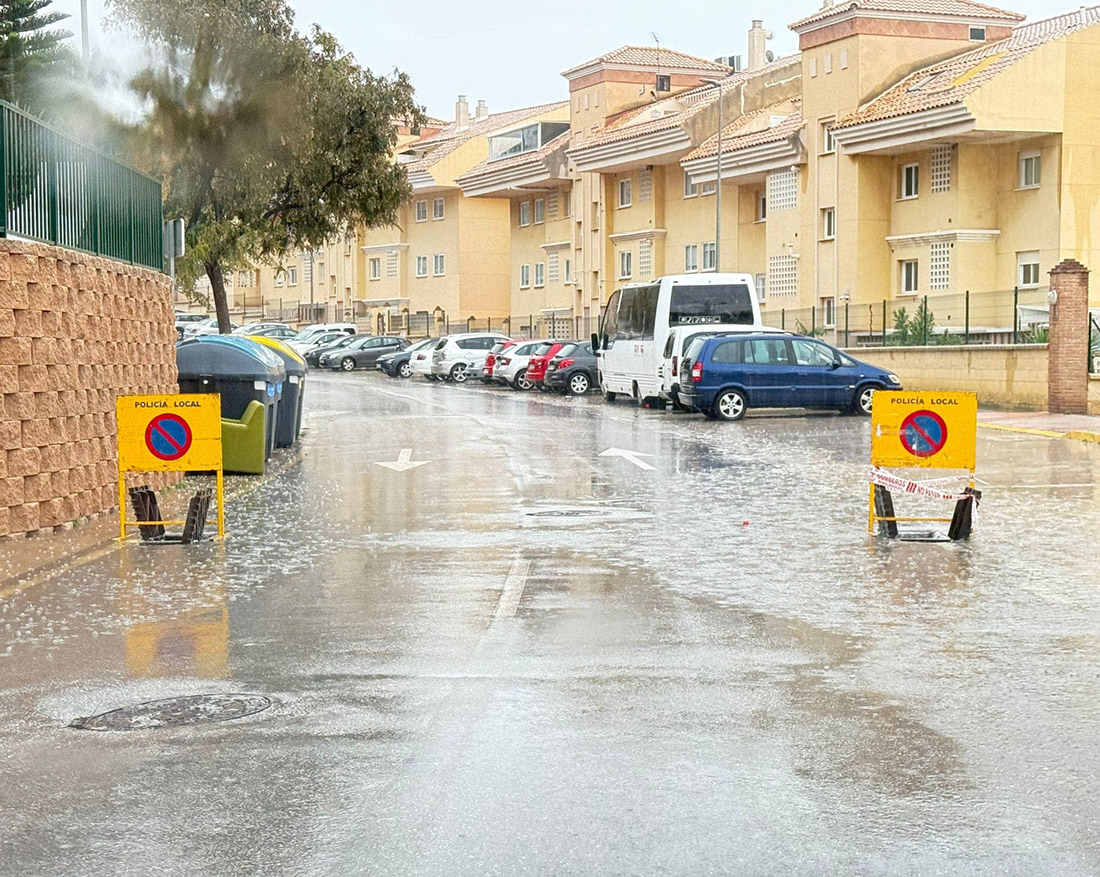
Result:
[766, 49, 775, 62]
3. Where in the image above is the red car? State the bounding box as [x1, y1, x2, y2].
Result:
[482, 340, 516, 384]
[526, 340, 568, 391]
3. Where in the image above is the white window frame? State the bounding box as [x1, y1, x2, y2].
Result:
[821, 207, 836, 240]
[821, 297, 836, 328]
[901, 259, 919, 295]
[519, 201, 531, 227]
[683, 170, 698, 199]
[415, 255, 428, 278]
[432, 198, 445, 220]
[433, 254, 445, 276]
[564, 258, 573, 284]
[899, 163, 919, 200]
[702, 241, 716, 271]
[287, 267, 298, 286]
[618, 178, 632, 209]
[274, 271, 284, 288]
[754, 272, 766, 302]
[820, 121, 835, 155]
[534, 198, 545, 224]
[699, 180, 717, 196]
[1017, 251, 1040, 288]
[369, 257, 381, 281]
[415, 200, 428, 222]
[618, 250, 632, 279]
[534, 262, 545, 287]
[969, 26, 986, 41]
[684, 244, 699, 273]
[520, 264, 531, 288]
[1019, 151, 1041, 190]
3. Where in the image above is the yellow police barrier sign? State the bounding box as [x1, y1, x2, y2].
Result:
[871, 391, 977, 470]
[116, 394, 224, 539]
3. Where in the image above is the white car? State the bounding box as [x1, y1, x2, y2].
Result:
[287, 323, 357, 353]
[429, 333, 510, 383]
[493, 340, 543, 390]
[657, 324, 785, 409]
[411, 345, 437, 380]
[183, 317, 239, 337]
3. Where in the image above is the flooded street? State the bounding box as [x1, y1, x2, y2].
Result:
[2, 371, 1099, 875]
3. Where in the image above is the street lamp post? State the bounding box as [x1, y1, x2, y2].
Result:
[702, 78, 724, 272]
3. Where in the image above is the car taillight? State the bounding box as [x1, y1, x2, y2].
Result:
[500, 357, 511, 365]
[416, 354, 425, 360]
[486, 354, 496, 366]
[691, 361, 703, 383]
[672, 355, 679, 376]
[558, 358, 574, 369]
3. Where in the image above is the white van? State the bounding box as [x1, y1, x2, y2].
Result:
[593, 273, 762, 404]
[658, 324, 784, 409]
[287, 323, 358, 354]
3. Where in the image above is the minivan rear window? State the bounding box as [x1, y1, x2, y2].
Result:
[670, 284, 754, 326]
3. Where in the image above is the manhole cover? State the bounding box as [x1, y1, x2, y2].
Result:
[526, 509, 608, 518]
[70, 693, 272, 731]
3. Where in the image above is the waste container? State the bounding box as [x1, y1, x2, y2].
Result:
[176, 336, 286, 462]
[249, 336, 306, 448]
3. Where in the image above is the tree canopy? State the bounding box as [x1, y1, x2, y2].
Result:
[0, 0, 74, 114]
[108, 0, 423, 331]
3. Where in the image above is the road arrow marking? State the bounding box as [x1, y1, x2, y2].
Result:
[599, 447, 656, 471]
[375, 448, 430, 471]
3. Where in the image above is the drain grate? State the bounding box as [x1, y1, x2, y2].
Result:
[70, 693, 272, 731]
[526, 509, 608, 518]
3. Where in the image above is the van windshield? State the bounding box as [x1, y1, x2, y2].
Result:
[670, 284, 754, 326]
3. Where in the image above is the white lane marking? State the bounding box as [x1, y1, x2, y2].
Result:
[495, 559, 531, 619]
[375, 448, 430, 471]
[599, 447, 656, 471]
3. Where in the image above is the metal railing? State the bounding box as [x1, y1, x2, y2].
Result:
[0, 102, 163, 270]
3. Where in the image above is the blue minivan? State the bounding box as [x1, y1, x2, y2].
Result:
[678, 333, 901, 421]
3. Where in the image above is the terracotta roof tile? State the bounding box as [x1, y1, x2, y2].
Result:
[562, 45, 731, 77]
[683, 101, 803, 161]
[834, 6, 1100, 129]
[791, 0, 1023, 31]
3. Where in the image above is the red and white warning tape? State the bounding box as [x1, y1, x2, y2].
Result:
[869, 468, 977, 502]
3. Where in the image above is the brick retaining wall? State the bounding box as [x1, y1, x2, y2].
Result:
[0, 240, 178, 537]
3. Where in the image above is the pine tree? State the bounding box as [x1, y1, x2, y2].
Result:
[0, 0, 72, 111]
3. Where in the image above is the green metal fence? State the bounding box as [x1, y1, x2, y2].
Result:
[0, 102, 163, 270]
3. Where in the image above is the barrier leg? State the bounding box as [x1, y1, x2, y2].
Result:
[948, 488, 981, 541]
[873, 485, 899, 538]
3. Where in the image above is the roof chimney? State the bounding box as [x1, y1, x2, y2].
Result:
[455, 95, 470, 128]
[748, 20, 767, 71]
[475, 99, 488, 121]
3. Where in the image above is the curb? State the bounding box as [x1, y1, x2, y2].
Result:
[978, 422, 1100, 444]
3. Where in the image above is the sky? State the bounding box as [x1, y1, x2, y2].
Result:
[53, 0, 1067, 121]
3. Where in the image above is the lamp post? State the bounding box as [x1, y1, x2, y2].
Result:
[702, 78, 724, 272]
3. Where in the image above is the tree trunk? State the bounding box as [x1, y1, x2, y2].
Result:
[207, 261, 232, 334]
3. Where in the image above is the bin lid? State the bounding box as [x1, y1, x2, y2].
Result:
[249, 336, 306, 375]
[177, 336, 287, 383]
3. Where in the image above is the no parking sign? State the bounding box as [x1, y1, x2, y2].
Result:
[117, 394, 222, 472]
[871, 392, 977, 470]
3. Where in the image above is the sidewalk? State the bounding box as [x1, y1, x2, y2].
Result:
[979, 410, 1100, 443]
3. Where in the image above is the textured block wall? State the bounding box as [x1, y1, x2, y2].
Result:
[0, 240, 178, 537]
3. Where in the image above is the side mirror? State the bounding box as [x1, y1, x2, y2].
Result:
[830, 357, 842, 370]
[590, 332, 601, 356]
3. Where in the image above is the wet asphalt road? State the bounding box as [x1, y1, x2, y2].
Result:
[2, 370, 1100, 875]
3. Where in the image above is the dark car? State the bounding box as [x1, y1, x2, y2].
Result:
[305, 334, 359, 367]
[378, 337, 439, 378]
[678, 333, 901, 421]
[320, 335, 409, 371]
[545, 341, 598, 395]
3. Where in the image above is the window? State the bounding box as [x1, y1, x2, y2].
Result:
[520, 264, 531, 288]
[274, 271, 284, 288]
[792, 338, 835, 366]
[931, 144, 952, 193]
[754, 272, 766, 302]
[548, 252, 560, 282]
[1019, 151, 1041, 189]
[1017, 251, 1040, 287]
[287, 266, 298, 285]
[618, 178, 632, 208]
[702, 241, 716, 271]
[700, 180, 717, 196]
[930, 241, 951, 290]
[638, 239, 653, 276]
[820, 122, 835, 155]
[317, 263, 325, 282]
[745, 339, 791, 366]
[639, 167, 652, 203]
[386, 251, 398, 277]
[534, 198, 545, 224]
[547, 194, 559, 221]
[415, 255, 428, 277]
[433, 198, 445, 220]
[684, 244, 699, 272]
[756, 191, 767, 222]
[564, 258, 572, 283]
[619, 250, 632, 279]
[534, 262, 545, 287]
[969, 26, 986, 41]
[820, 297, 836, 328]
[821, 207, 836, 240]
[369, 257, 381, 280]
[683, 170, 697, 198]
[899, 163, 919, 199]
[711, 340, 744, 364]
[823, 52, 833, 74]
[901, 259, 919, 294]
[415, 200, 428, 222]
[768, 170, 796, 210]
[768, 254, 798, 297]
[519, 201, 531, 226]
[433, 254, 445, 276]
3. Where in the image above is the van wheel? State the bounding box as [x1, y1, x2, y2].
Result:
[603, 390, 617, 403]
[853, 385, 876, 416]
[513, 369, 532, 390]
[713, 389, 747, 422]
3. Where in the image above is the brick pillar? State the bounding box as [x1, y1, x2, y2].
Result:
[1047, 259, 1090, 414]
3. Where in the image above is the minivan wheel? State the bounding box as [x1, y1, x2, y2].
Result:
[340, 357, 355, 372]
[568, 373, 590, 395]
[450, 363, 468, 383]
[854, 385, 876, 416]
[513, 369, 532, 391]
[713, 389, 747, 422]
[398, 361, 413, 378]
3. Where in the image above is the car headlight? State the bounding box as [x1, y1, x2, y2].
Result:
[887, 373, 900, 384]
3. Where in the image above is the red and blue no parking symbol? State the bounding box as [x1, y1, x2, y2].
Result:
[144, 413, 193, 461]
[899, 409, 948, 458]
